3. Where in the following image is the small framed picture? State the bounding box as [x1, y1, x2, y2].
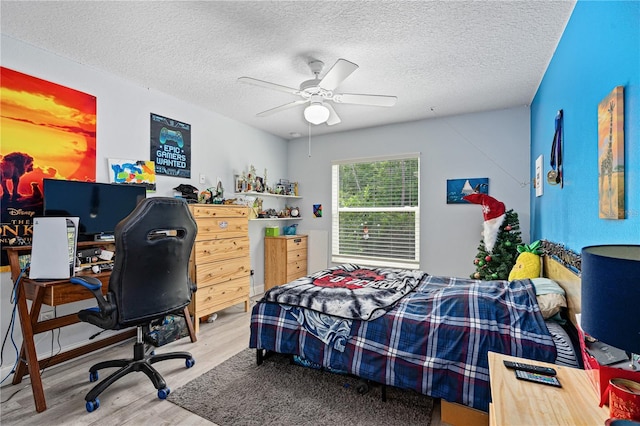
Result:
[235, 175, 244, 193]
[255, 176, 264, 192]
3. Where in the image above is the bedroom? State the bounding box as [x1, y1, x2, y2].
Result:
[1, 0, 639, 424]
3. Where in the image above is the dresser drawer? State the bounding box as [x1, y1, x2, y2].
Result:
[194, 257, 250, 286]
[288, 247, 307, 263]
[194, 217, 248, 241]
[190, 205, 247, 219]
[191, 277, 249, 313]
[286, 236, 307, 252]
[286, 264, 307, 282]
[193, 237, 249, 263]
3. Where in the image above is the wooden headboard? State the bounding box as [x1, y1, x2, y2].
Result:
[542, 255, 581, 328]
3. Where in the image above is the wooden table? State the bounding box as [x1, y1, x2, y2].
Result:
[4, 243, 197, 413]
[488, 351, 610, 425]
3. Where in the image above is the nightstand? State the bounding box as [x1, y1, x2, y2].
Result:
[488, 351, 609, 425]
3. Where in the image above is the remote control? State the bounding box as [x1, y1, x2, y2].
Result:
[503, 360, 556, 376]
[514, 370, 562, 387]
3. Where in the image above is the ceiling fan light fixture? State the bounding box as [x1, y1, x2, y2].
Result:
[303, 102, 330, 125]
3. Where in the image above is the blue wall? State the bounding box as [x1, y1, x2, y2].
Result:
[531, 0, 639, 253]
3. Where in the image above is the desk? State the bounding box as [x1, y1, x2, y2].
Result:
[488, 351, 609, 425]
[4, 242, 197, 413]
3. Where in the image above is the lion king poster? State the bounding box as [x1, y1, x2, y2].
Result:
[0, 67, 96, 270]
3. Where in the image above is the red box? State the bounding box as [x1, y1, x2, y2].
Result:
[577, 321, 640, 404]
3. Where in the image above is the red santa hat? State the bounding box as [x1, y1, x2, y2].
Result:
[463, 193, 506, 253]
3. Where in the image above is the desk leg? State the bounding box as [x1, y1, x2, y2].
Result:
[13, 286, 45, 384]
[183, 307, 197, 343]
[14, 284, 47, 412]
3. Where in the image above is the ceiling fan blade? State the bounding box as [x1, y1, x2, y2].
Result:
[333, 93, 397, 107]
[256, 100, 308, 117]
[318, 59, 359, 91]
[325, 103, 341, 126]
[238, 77, 299, 95]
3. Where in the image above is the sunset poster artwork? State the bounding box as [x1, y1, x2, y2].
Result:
[0, 67, 97, 269]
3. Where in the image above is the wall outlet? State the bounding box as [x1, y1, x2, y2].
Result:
[199, 173, 206, 184]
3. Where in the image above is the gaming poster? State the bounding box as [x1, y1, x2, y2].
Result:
[0, 67, 96, 271]
[150, 113, 191, 178]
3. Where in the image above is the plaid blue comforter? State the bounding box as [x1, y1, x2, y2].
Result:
[250, 275, 556, 411]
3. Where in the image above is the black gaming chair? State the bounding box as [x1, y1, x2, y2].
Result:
[71, 197, 197, 412]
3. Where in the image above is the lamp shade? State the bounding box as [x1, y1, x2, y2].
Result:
[304, 102, 330, 125]
[581, 245, 640, 355]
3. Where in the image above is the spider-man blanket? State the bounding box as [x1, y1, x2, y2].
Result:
[250, 274, 556, 411]
[262, 264, 427, 321]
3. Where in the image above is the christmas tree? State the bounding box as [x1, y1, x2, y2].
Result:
[470, 209, 522, 280]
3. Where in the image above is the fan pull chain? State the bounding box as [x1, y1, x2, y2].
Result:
[308, 121, 312, 157]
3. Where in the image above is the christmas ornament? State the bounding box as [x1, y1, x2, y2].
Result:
[505, 225, 512, 231]
[474, 258, 480, 265]
[474, 272, 480, 279]
[463, 193, 506, 253]
[485, 255, 492, 262]
[478, 260, 485, 267]
[491, 273, 499, 279]
[505, 241, 512, 247]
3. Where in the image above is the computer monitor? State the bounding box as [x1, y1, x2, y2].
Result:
[43, 179, 146, 241]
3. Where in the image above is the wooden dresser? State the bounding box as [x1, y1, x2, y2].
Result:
[188, 204, 250, 333]
[264, 235, 307, 291]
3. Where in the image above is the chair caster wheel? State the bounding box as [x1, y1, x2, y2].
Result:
[158, 387, 171, 399]
[89, 371, 99, 382]
[186, 357, 196, 368]
[86, 398, 100, 412]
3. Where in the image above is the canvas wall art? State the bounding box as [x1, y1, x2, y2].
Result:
[597, 86, 624, 219]
[446, 178, 489, 204]
[108, 158, 156, 191]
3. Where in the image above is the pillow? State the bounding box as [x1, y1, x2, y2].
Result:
[508, 241, 542, 281]
[531, 277, 567, 319]
[531, 277, 565, 295]
[536, 293, 567, 319]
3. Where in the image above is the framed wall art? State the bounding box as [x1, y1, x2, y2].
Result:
[446, 177, 489, 204]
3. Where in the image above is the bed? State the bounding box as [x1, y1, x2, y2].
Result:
[249, 256, 580, 416]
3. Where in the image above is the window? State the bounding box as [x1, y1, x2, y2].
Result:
[331, 153, 420, 269]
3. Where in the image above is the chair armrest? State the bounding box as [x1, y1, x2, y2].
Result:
[70, 276, 116, 315]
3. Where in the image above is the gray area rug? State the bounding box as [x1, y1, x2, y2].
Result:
[168, 349, 433, 426]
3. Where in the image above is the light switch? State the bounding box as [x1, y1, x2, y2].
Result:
[199, 174, 206, 184]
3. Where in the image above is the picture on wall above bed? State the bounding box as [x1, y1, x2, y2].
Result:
[597, 86, 624, 219]
[446, 177, 488, 204]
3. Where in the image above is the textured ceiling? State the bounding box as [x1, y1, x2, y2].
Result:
[1, 1, 576, 140]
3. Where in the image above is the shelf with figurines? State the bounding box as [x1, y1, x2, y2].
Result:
[234, 166, 301, 199]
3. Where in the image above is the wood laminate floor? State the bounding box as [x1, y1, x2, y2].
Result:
[0, 300, 444, 425]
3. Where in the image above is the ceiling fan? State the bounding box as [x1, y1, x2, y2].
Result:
[238, 58, 397, 126]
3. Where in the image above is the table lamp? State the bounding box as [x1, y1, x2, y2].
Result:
[581, 245, 640, 369]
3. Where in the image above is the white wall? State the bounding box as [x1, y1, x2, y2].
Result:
[0, 35, 288, 380]
[288, 107, 532, 277]
[0, 34, 532, 382]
